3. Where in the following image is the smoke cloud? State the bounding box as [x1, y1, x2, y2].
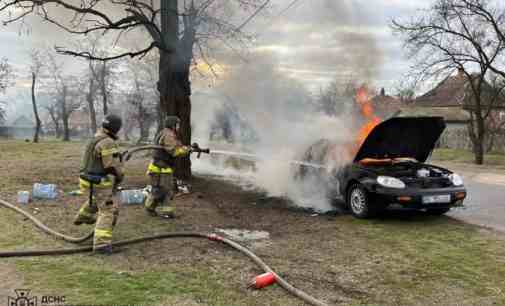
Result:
[192, 51, 358, 213]
[191, 0, 384, 213]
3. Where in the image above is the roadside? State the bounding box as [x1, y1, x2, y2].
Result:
[1, 140, 505, 305]
[432, 160, 505, 185]
[430, 153, 505, 233]
[431, 148, 505, 186]
[432, 148, 505, 167]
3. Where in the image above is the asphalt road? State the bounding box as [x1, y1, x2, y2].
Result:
[449, 174, 505, 232]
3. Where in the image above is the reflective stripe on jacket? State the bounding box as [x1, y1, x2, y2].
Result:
[147, 162, 173, 174]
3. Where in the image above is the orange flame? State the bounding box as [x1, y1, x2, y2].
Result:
[355, 86, 381, 148]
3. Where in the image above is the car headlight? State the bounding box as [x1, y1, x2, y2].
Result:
[449, 173, 464, 186]
[377, 176, 406, 189]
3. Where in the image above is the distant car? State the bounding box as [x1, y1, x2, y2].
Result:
[331, 117, 467, 218]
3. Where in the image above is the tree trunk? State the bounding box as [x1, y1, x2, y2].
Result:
[468, 110, 485, 165]
[174, 93, 192, 179]
[48, 110, 61, 138]
[61, 86, 70, 142]
[87, 78, 97, 135]
[159, 56, 192, 179]
[157, 96, 164, 133]
[55, 121, 61, 138]
[101, 63, 108, 115]
[31, 72, 42, 143]
[158, 0, 194, 179]
[475, 112, 485, 164]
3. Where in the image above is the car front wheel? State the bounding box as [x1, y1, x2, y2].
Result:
[347, 184, 374, 218]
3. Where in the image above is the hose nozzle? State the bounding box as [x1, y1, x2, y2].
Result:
[191, 143, 210, 158]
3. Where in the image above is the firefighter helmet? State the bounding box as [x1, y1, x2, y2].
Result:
[102, 114, 122, 134]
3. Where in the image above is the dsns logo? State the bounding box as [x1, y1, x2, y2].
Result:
[8, 289, 37, 306]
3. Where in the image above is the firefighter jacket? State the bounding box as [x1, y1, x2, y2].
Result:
[80, 129, 124, 188]
[150, 128, 190, 173]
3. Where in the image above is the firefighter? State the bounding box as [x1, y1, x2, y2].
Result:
[74, 114, 124, 255]
[145, 116, 191, 218]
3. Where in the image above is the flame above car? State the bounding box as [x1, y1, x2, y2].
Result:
[355, 86, 382, 149]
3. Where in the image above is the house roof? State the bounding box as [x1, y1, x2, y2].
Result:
[415, 71, 469, 107]
[370, 90, 404, 118]
[414, 69, 505, 109]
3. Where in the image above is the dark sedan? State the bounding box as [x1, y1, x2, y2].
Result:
[334, 117, 467, 218]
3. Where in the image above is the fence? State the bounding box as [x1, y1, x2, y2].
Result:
[439, 127, 505, 153]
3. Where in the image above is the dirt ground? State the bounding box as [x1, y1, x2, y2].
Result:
[1, 140, 505, 306]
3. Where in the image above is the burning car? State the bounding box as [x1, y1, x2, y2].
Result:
[334, 116, 466, 218]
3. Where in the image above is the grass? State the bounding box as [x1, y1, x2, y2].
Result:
[1, 140, 505, 305]
[14, 258, 256, 306]
[432, 148, 505, 167]
[345, 217, 505, 301]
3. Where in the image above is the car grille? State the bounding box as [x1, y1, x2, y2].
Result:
[402, 177, 453, 189]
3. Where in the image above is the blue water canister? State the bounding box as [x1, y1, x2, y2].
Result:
[32, 183, 58, 199]
[17, 191, 30, 204]
[120, 189, 146, 205]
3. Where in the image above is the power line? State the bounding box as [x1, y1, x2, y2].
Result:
[236, 0, 272, 32]
[237, 0, 305, 33]
[256, 0, 305, 34]
[275, 0, 304, 19]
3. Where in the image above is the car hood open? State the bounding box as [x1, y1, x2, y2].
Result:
[353, 117, 446, 163]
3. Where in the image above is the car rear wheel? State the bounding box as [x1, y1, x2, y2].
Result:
[426, 208, 451, 215]
[347, 184, 374, 218]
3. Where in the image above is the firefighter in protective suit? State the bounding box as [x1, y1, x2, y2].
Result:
[145, 116, 191, 218]
[74, 114, 124, 254]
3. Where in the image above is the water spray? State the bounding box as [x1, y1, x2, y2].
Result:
[210, 150, 329, 170]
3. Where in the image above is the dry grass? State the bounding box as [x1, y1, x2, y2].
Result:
[1, 140, 505, 306]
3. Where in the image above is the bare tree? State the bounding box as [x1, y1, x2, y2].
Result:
[95, 61, 114, 115]
[392, 0, 505, 164]
[29, 49, 45, 143]
[124, 56, 158, 143]
[46, 52, 81, 141]
[0, 57, 12, 123]
[0, 0, 270, 178]
[44, 102, 62, 138]
[316, 77, 361, 117]
[83, 35, 117, 119]
[85, 59, 99, 134]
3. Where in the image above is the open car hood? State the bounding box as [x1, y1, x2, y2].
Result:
[354, 117, 446, 163]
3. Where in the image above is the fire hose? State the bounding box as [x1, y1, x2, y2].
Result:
[0, 199, 94, 243]
[121, 143, 210, 162]
[0, 196, 329, 306]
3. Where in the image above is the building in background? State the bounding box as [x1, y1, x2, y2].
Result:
[0, 115, 35, 139]
[399, 69, 505, 151]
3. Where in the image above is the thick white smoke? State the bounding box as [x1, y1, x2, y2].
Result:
[189, 0, 383, 213]
[191, 52, 359, 213]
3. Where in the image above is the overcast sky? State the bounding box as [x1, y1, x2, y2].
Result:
[0, 0, 429, 119]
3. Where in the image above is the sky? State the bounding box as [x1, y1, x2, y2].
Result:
[0, 0, 429, 120]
